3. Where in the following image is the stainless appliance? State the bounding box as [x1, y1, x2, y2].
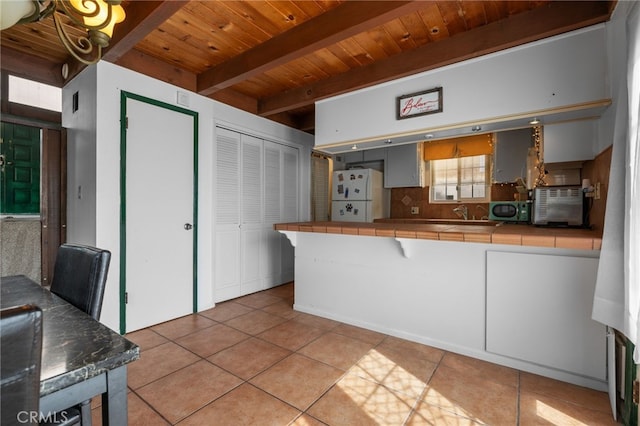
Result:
[489, 201, 531, 223]
[331, 169, 389, 222]
[532, 186, 584, 226]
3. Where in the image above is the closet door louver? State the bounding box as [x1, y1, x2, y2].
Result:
[215, 129, 240, 225]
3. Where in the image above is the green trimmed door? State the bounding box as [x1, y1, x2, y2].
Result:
[1, 123, 40, 214]
[121, 93, 198, 333]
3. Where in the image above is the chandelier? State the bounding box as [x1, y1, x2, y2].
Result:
[0, 0, 126, 65]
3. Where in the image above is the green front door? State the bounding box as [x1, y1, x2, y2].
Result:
[0, 123, 41, 214]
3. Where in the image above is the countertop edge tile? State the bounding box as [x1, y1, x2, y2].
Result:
[375, 229, 396, 237]
[521, 235, 556, 248]
[416, 231, 439, 240]
[555, 236, 595, 250]
[395, 230, 417, 238]
[326, 226, 342, 234]
[593, 238, 603, 250]
[491, 234, 523, 245]
[358, 228, 377, 236]
[464, 234, 492, 243]
[439, 232, 464, 242]
[274, 222, 601, 251]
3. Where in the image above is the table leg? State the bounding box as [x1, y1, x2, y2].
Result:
[80, 401, 92, 426]
[101, 366, 128, 426]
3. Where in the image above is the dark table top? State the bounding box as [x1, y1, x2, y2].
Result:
[1, 275, 140, 396]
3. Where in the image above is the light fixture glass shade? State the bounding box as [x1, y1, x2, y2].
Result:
[68, 0, 125, 38]
[0, 0, 36, 30]
[102, 3, 125, 38]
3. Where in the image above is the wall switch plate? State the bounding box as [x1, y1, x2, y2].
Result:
[411, 206, 419, 215]
[595, 182, 601, 200]
[177, 91, 190, 107]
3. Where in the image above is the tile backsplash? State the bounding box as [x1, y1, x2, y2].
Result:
[390, 184, 519, 220]
[390, 145, 612, 230]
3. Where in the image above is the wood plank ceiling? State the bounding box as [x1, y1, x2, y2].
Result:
[0, 0, 616, 134]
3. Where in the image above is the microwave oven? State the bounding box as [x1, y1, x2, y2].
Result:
[532, 186, 584, 226]
[488, 201, 531, 222]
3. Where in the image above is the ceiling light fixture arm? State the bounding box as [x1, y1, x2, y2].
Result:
[52, 9, 102, 65]
[13, 0, 125, 65]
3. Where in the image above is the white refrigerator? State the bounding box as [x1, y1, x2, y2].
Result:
[331, 169, 389, 222]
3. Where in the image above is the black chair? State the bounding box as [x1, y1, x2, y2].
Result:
[50, 244, 111, 321]
[49, 244, 111, 425]
[1, 304, 43, 425]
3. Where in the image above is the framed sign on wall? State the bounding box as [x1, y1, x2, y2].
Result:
[397, 87, 443, 120]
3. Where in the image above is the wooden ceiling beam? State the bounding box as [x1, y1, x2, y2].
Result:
[196, 1, 428, 96]
[294, 111, 316, 133]
[115, 48, 197, 91]
[102, 0, 188, 62]
[208, 88, 259, 115]
[257, 1, 613, 116]
[0, 46, 64, 87]
[263, 112, 299, 129]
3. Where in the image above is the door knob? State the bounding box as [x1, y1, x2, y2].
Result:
[184, 223, 193, 230]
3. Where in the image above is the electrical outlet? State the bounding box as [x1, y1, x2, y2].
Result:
[411, 206, 419, 215]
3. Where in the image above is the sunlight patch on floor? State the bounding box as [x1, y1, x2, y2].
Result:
[351, 349, 428, 397]
[536, 400, 589, 425]
[422, 386, 483, 424]
[335, 371, 415, 424]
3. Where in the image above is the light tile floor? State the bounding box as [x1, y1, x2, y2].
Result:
[92, 282, 619, 425]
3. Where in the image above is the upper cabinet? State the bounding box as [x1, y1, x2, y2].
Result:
[493, 128, 533, 183]
[341, 148, 386, 165]
[384, 144, 425, 188]
[543, 120, 596, 163]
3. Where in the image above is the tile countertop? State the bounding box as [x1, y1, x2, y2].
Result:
[274, 220, 602, 251]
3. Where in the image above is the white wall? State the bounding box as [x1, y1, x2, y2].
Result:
[63, 61, 313, 332]
[316, 25, 609, 149]
[62, 66, 98, 245]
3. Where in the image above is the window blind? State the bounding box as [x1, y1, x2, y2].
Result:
[423, 133, 494, 160]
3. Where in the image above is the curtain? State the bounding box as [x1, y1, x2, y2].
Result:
[627, 3, 640, 360]
[592, 2, 640, 361]
[423, 133, 494, 160]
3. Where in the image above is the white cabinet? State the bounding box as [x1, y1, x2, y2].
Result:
[264, 140, 298, 285]
[341, 151, 364, 164]
[341, 149, 386, 164]
[486, 251, 606, 381]
[364, 148, 386, 162]
[493, 128, 532, 183]
[215, 128, 298, 302]
[543, 120, 596, 163]
[384, 143, 425, 188]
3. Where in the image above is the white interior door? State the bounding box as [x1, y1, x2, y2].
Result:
[214, 128, 241, 302]
[240, 134, 263, 295]
[124, 96, 195, 332]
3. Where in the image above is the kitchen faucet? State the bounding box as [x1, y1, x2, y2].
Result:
[453, 204, 468, 220]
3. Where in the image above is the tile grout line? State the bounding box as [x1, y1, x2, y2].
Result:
[122, 283, 614, 425]
[125, 289, 310, 424]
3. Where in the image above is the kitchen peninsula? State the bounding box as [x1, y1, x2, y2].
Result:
[275, 221, 606, 391]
